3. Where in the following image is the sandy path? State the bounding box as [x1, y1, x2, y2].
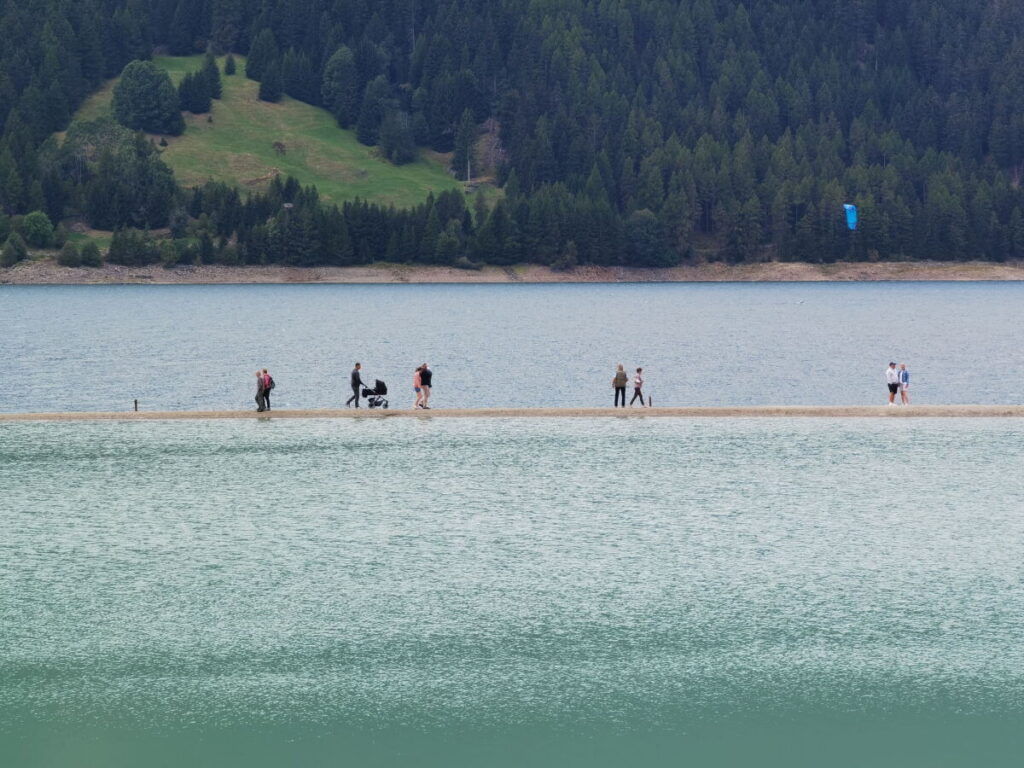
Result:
[1, 406, 1022, 421]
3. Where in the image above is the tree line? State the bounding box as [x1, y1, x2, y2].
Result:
[4, 0, 1024, 266]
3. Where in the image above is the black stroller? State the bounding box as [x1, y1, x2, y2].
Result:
[362, 379, 389, 409]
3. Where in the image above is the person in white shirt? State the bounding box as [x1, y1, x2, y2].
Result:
[885, 362, 900, 405]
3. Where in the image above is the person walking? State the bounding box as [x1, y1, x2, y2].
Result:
[899, 363, 910, 405]
[419, 363, 433, 409]
[885, 361, 900, 405]
[346, 363, 364, 408]
[413, 365, 424, 409]
[262, 368, 275, 410]
[255, 370, 267, 412]
[630, 367, 645, 406]
[613, 364, 628, 407]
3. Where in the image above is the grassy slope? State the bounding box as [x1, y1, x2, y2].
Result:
[74, 55, 460, 209]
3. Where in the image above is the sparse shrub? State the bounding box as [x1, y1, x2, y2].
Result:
[1, 232, 29, 267]
[21, 210, 54, 248]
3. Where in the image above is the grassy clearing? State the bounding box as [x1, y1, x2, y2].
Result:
[72, 55, 462, 209]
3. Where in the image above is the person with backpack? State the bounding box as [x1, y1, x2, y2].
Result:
[262, 369, 275, 410]
[255, 371, 267, 412]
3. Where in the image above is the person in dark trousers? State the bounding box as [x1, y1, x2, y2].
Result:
[613, 364, 628, 407]
[262, 368, 274, 410]
[630, 367, 645, 406]
[255, 370, 267, 412]
[419, 363, 433, 408]
[346, 363, 364, 407]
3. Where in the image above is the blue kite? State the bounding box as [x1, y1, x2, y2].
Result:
[843, 203, 858, 231]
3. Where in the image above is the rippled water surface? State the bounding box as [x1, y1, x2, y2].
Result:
[2, 417, 1023, 765]
[2, 282, 1023, 411]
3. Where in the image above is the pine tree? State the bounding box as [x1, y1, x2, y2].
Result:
[224, 54, 237, 76]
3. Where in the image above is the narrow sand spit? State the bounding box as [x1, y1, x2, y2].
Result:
[1, 406, 1022, 421]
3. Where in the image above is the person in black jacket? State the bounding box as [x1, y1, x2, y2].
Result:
[346, 363, 365, 408]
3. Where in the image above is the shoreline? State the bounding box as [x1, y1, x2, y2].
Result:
[2, 405, 1022, 421]
[3, 260, 1024, 285]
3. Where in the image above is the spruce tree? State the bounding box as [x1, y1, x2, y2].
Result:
[224, 54, 237, 76]
[258, 60, 284, 103]
[246, 29, 278, 81]
[355, 76, 390, 145]
[451, 109, 476, 181]
[79, 241, 103, 267]
[113, 61, 185, 135]
[322, 47, 360, 128]
[202, 51, 223, 99]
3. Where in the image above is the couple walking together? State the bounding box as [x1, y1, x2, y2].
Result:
[613, 364, 646, 407]
[254, 368, 275, 411]
[413, 364, 432, 409]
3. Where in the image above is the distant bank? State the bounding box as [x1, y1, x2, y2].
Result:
[3, 260, 1024, 285]
[2, 406, 1023, 421]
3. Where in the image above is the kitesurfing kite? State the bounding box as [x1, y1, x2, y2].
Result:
[843, 203, 858, 231]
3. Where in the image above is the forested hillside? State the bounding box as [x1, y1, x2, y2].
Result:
[3, 0, 1024, 268]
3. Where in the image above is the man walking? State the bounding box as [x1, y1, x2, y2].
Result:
[885, 361, 900, 405]
[419, 363, 432, 409]
[347, 363, 365, 408]
[255, 370, 267, 412]
[899, 363, 910, 405]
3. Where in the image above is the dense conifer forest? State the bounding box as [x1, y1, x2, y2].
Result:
[3, 0, 1024, 267]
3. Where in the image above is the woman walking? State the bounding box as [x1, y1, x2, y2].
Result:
[612, 364, 628, 407]
[630, 367, 645, 406]
[413, 365, 423, 409]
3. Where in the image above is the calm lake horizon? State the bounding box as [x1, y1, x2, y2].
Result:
[3, 282, 1023, 766]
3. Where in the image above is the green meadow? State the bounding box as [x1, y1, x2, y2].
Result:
[73, 55, 461, 209]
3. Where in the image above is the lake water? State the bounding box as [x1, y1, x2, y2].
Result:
[3, 416, 1024, 766]
[2, 282, 1023, 412]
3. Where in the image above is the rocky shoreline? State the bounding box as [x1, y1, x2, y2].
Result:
[3, 258, 1024, 284]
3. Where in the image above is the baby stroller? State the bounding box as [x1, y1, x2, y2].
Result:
[362, 379, 389, 409]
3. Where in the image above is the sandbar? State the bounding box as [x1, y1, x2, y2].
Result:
[1, 405, 1022, 421]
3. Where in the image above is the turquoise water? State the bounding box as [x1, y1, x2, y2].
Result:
[3, 417, 1023, 765]
[2, 283, 1024, 411]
